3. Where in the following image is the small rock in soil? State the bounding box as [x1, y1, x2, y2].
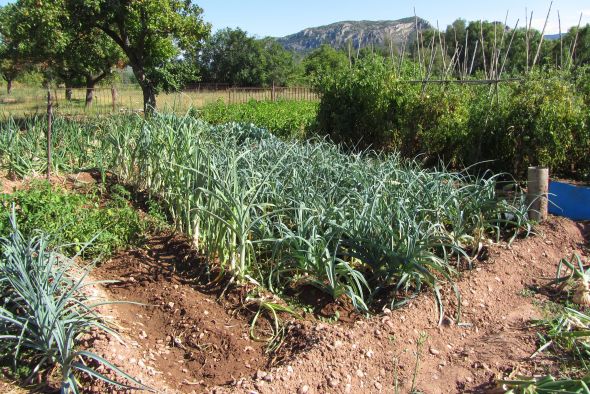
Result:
[298, 384, 310, 394]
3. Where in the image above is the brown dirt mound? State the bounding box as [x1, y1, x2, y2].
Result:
[91, 234, 273, 393]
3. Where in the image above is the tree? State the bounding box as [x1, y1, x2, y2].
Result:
[9, 0, 125, 105]
[198, 28, 298, 87]
[302, 45, 349, 82]
[259, 37, 297, 86]
[0, 5, 30, 94]
[198, 28, 263, 86]
[66, 0, 210, 114]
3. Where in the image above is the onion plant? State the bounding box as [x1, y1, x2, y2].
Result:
[0, 211, 149, 393]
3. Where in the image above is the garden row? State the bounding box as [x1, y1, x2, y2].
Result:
[0, 114, 530, 316]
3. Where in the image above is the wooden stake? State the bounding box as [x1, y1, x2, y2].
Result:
[111, 86, 117, 113]
[532, 1, 553, 70]
[46, 91, 52, 180]
[527, 166, 549, 222]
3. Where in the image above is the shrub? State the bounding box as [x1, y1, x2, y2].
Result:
[314, 59, 589, 179]
[315, 56, 395, 149]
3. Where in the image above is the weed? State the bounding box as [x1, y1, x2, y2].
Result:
[0, 181, 146, 258]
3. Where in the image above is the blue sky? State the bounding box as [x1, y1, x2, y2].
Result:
[0, 0, 587, 37]
[196, 0, 590, 37]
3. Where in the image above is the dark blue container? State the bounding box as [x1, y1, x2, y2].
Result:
[548, 181, 590, 221]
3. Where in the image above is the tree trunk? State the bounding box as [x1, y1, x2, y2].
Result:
[140, 83, 156, 116]
[131, 66, 157, 116]
[85, 79, 94, 108]
[65, 87, 73, 101]
[6, 79, 12, 95]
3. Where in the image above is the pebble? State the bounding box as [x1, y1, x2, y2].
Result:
[255, 370, 267, 380]
[430, 347, 440, 356]
[374, 382, 383, 390]
[298, 384, 310, 394]
[328, 379, 338, 388]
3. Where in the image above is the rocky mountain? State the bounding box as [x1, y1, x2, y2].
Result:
[276, 17, 433, 53]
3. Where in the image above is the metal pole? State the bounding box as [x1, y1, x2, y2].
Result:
[527, 166, 549, 222]
[46, 91, 53, 180]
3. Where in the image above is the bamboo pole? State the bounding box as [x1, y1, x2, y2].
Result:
[532, 1, 553, 70]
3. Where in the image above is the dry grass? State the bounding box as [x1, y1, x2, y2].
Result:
[0, 85, 316, 117]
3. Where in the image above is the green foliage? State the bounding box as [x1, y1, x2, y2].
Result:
[197, 28, 298, 87]
[198, 100, 318, 139]
[315, 55, 396, 149]
[485, 72, 588, 176]
[65, 0, 211, 112]
[0, 4, 32, 89]
[0, 215, 149, 392]
[302, 44, 349, 82]
[315, 57, 590, 179]
[9, 0, 124, 96]
[0, 182, 145, 258]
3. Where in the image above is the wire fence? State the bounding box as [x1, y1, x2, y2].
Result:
[0, 85, 319, 117]
[227, 86, 319, 104]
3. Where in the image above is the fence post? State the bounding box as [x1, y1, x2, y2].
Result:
[271, 82, 275, 102]
[527, 166, 549, 222]
[46, 91, 53, 180]
[111, 86, 117, 113]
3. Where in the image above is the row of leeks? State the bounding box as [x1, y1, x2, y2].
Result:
[0, 114, 532, 318]
[104, 115, 532, 317]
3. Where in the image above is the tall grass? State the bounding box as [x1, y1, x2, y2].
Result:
[0, 114, 531, 316]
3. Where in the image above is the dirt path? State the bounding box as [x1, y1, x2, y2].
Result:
[91, 234, 274, 393]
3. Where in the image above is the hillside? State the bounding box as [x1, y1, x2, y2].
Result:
[276, 17, 432, 53]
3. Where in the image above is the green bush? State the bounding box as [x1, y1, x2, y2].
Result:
[0, 182, 146, 258]
[315, 56, 395, 149]
[474, 73, 588, 177]
[314, 58, 589, 179]
[198, 99, 318, 139]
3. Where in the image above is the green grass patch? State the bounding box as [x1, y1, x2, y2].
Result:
[0, 182, 146, 258]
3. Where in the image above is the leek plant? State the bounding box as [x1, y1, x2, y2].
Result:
[0, 114, 531, 317]
[0, 212, 149, 393]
